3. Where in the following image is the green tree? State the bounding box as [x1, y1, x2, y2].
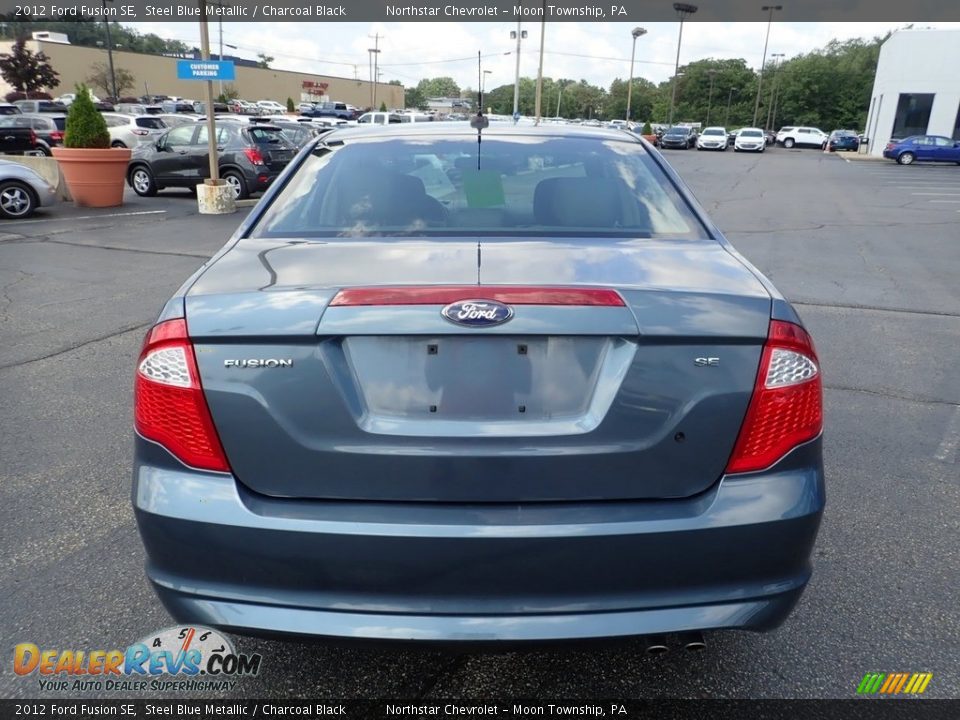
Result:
[256, 53, 274, 69]
[64, 84, 109, 148]
[0, 36, 60, 95]
[416, 77, 460, 99]
[404, 85, 427, 110]
[85, 61, 135, 97]
[606, 77, 659, 122]
[286, 97, 295, 112]
[218, 84, 240, 103]
[379, 100, 387, 111]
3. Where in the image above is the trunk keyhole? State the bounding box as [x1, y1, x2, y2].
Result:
[517, 344, 528, 355]
[674, 432, 686, 443]
[427, 344, 438, 355]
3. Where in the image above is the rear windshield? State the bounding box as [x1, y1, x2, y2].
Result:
[53, 117, 66, 131]
[250, 135, 708, 239]
[135, 117, 166, 129]
[247, 127, 288, 145]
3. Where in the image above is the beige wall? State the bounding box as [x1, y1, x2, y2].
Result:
[1, 40, 404, 110]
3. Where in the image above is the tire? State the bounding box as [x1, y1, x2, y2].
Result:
[897, 152, 915, 166]
[36, 143, 52, 157]
[0, 181, 37, 219]
[111, 140, 127, 149]
[222, 170, 249, 200]
[783, 138, 795, 148]
[129, 166, 157, 197]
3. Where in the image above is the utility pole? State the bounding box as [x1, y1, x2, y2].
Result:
[511, 6, 526, 119]
[534, 0, 546, 124]
[218, 16, 224, 99]
[198, 0, 218, 183]
[368, 33, 383, 109]
[753, 4, 782, 127]
[725, 87, 737, 127]
[706, 68, 718, 125]
[765, 52, 784, 130]
[101, 0, 117, 100]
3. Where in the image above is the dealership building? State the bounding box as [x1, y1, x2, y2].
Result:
[864, 28, 960, 156]
[0, 36, 404, 110]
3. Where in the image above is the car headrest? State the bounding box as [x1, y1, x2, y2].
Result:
[533, 177, 621, 227]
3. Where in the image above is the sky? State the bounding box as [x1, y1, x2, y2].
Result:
[129, 21, 960, 90]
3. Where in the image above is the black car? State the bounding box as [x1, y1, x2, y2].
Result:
[126, 122, 297, 199]
[659, 125, 697, 149]
[17, 113, 66, 155]
[263, 119, 320, 149]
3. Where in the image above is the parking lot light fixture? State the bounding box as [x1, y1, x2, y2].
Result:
[668, 3, 698, 127]
[101, 0, 117, 100]
[753, 4, 783, 127]
[766, 53, 785, 130]
[626, 26, 648, 122]
[706, 68, 718, 125]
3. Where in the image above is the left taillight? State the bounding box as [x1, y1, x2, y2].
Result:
[134, 318, 230, 472]
[725, 319, 823, 474]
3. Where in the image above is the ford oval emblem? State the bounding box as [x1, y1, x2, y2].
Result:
[441, 300, 514, 327]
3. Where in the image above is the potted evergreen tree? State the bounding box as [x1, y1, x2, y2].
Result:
[640, 121, 658, 145]
[51, 84, 130, 208]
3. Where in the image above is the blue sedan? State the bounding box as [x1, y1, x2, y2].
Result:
[132, 123, 824, 646]
[883, 135, 960, 165]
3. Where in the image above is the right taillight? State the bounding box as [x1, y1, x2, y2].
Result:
[134, 318, 230, 473]
[725, 320, 822, 474]
[243, 147, 265, 165]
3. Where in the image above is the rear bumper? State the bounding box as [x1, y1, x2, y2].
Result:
[133, 437, 824, 643]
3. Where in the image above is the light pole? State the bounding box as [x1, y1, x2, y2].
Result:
[706, 68, 718, 125]
[668, 3, 697, 127]
[556, 82, 564, 118]
[625, 26, 647, 122]
[101, 0, 117, 100]
[510, 17, 527, 118]
[753, 4, 782, 127]
[725, 86, 738, 127]
[765, 52, 784, 130]
[534, 0, 546, 124]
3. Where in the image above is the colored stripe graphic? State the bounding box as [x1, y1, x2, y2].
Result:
[857, 672, 932, 694]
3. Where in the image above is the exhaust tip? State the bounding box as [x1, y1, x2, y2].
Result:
[645, 635, 669, 655]
[680, 631, 707, 652]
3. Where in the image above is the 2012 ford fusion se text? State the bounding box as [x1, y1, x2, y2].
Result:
[132, 123, 824, 644]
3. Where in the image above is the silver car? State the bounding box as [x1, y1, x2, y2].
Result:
[101, 113, 167, 148]
[0, 160, 58, 219]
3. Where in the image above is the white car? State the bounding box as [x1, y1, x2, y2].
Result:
[256, 100, 286, 114]
[697, 126, 728, 151]
[101, 113, 168, 148]
[734, 127, 766, 153]
[55, 92, 101, 106]
[776, 126, 827, 149]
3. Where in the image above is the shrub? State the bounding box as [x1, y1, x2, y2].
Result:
[641, 121, 652, 135]
[64, 84, 110, 149]
[286, 97, 294, 112]
[5, 90, 53, 102]
[379, 101, 387, 112]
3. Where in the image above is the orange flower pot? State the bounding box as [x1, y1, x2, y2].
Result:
[51, 147, 132, 208]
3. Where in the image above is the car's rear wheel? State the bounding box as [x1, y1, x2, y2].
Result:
[129, 166, 158, 197]
[223, 170, 249, 200]
[897, 152, 915, 165]
[0, 181, 37, 219]
[783, 138, 795, 148]
[111, 140, 127, 148]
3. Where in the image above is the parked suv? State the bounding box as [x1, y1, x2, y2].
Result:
[18, 113, 66, 155]
[14, 99, 68, 114]
[659, 125, 698, 149]
[126, 122, 297, 199]
[776, 126, 827, 149]
[304, 101, 356, 120]
[101, 113, 168, 148]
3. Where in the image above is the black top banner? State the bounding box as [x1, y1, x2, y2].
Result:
[1, 700, 959, 720]
[0, 0, 959, 22]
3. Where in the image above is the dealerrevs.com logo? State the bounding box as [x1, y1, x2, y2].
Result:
[14, 625, 262, 693]
[857, 672, 933, 696]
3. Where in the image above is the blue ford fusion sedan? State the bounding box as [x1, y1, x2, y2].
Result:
[133, 123, 824, 644]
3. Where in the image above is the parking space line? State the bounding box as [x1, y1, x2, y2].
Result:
[2, 210, 167, 227]
[910, 192, 960, 196]
[928, 200, 960, 203]
[934, 406, 960, 464]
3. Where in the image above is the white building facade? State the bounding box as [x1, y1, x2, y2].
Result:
[864, 29, 960, 156]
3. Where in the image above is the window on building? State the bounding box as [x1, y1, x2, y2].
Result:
[891, 94, 934, 140]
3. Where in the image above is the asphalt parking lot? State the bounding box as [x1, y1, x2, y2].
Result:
[1, 146, 958, 700]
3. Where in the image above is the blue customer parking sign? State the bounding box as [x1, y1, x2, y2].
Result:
[177, 60, 235, 81]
